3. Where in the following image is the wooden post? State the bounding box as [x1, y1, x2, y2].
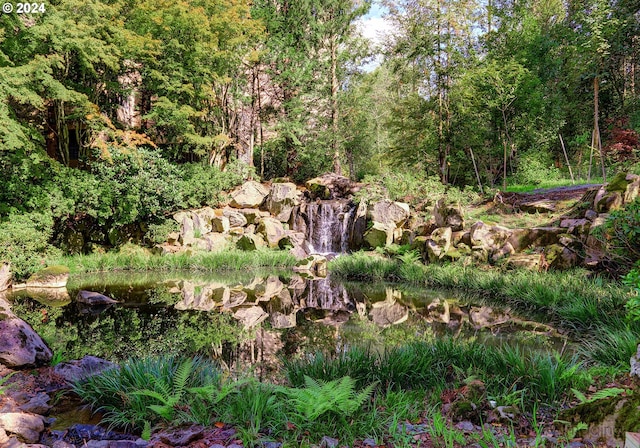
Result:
[469, 147, 483, 193]
[559, 134, 574, 184]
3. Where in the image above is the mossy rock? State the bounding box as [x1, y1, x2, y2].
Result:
[28, 265, 69, 280]
[605, 172, 629, 193]
[615, 392, 640, 438]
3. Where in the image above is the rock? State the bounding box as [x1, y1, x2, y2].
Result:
[179, 217, 195, 246]
[433, 199, 464, 231]
[491, 242, 515, 262]
[222, 208, 248, 228]
[54, 356, 118, 383]
[25, 266, 69, 288]
[584, 209, 598, 221]
[470, 222, 511, 252]
[233, 306, 268, 328]
[625, 177, 640, 203]
[0, 306, 52, 367]
[369, 200, 410, 227]
[192, 209, 213, 235]
[236, 234, 266, 251]
[520, 200, 556, 213]
[266, 182, 302, 222]
[544, 244, 578, 270]
[596, 191, 623, 213]
[349, 200, 367, 249]
[505, 253, 541, 270]
[200, 233, 228, 252]
[172, 211, 190, 224]
[305, 173, 361, 200]
[560, 218, 590, 234]
[0, 263, 11, 292]
[236, 208, 270, 224]
[18, 393, 51, 415]
[426, 227, 452, 262]
[0, 413, 45, 443]
[507, 227, 563, 252]
[12, 287, 71, 305]
[605, 172, 629, 193]
[278, 231, 306, 250]
[630, 344, 640, 380]
[229, 181, 269, 208]
[211, 215, 230, 233]
[76, 290, 118, 306]
[256, 217, 286, 248]
[363, 222, 394, 248]
[320, 436, 340, 448]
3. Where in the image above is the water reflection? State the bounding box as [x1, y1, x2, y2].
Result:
[7, 272, 567, 376]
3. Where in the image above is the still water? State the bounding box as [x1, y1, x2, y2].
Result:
[7, 271, 566, 376]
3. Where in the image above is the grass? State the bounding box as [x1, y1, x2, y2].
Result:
[329, 252, 632, 337]
[47, 247, 296, 274]
[284, 340, 591, 408]
[503, 177, 604, 193]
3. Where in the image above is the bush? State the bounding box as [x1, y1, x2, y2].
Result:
[177, 159, 249, 209]
[598, 198, 640, 267]
[623, 265, 640, 322]
[514, 151, 562, 186]
[0, 212, 62, 279]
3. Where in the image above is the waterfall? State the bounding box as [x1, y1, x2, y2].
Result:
[296, 200, 356, 255]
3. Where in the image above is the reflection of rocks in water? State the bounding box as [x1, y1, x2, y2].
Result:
[266, 287, 297, 329]
[223, 288, 248, 309]
[424, 298, 450, 323]
[175, 282, 227, 311]
[233, 306, 268, 328]
[369, 288, 409, 327]
[469, 306, 510, 329]
[10, 287, 71, 306]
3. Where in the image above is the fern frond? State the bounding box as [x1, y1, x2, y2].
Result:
[572, 388, 587, 404]
[589, 387, 626, 401]
[172, 358, 194, 399]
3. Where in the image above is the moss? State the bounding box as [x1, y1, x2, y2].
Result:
[559, 396, 623, 426]
[28, 265, 70, 281]
[605, 172, 629, 193]
[615, 392, 640, 438]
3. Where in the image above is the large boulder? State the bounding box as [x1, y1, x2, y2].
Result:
[425, 227, 452, 262]
[54, 356, 118, 383]
[349, 200, 367, 250]
[433, 199, 464, 231]
[234, 306, 268, 329]
[179, 216, 195, 246]
[369, 201, 410, 227]
[236, 208, 270, 225]
[544, 244, 579, 270]
[256, 217, 286, 248]
[305, 173, 361, 200]
[76, 290, 118, 306]
[222, 208, 248, 228]
[0, 299, 52, 367]
[470, 222, 511, 252]
[25, 266, 69, 288]
[0, 412, 45, 443]
[507, 227, 564, 252]
[266, 182, 302, 222]
[236, 234, 266, 251]
[0, 263, 11, 292]
[363, 223, 394, 248]
[293, 255, 328, 277]
[192, 208, 214, 234]
[230, 181, 269, 208]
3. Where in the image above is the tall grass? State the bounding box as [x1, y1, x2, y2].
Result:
[284, 340, 590, 408]
[48, 248, 296, 274]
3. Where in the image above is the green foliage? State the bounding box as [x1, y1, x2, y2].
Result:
[0, 372, 15, 395]
[597, 199, 640, 267]
[623, 265, 640, 322]
[145, 219, 179, 245]
[73, 356, 231, 430]
[0, 212, 61, 280]
[513, 151, 562, 186]
[279, 375, 375, 423]
[177, 160, 248, 209]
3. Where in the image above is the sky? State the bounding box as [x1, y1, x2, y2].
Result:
[356, 1, 394, 71]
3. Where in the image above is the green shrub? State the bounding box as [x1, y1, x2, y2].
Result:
[624, 266, 640, 322]
[514, 151, 562, 186]
[177, 159, 249, 209]
[598, 199, 640, 267]
[0, 212, 61, 279]
[145, 219, 180, 245]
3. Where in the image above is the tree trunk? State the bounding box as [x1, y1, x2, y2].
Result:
[331, 34, 341, 175]
[594, 76, 606, 181]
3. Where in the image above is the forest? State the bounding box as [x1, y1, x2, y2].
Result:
[2, 0, 640, 447]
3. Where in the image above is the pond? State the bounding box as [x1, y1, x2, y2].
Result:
[7, 271, 568, 377]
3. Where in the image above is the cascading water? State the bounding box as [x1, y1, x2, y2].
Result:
[300, 200, 356, 255]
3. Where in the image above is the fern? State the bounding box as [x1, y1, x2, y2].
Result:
[130, 358, 195, 421]
[572, 387, 626, 404]
[279, 375, 375, 423]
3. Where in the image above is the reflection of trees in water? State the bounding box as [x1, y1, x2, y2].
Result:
[8, 273, 565, 371]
